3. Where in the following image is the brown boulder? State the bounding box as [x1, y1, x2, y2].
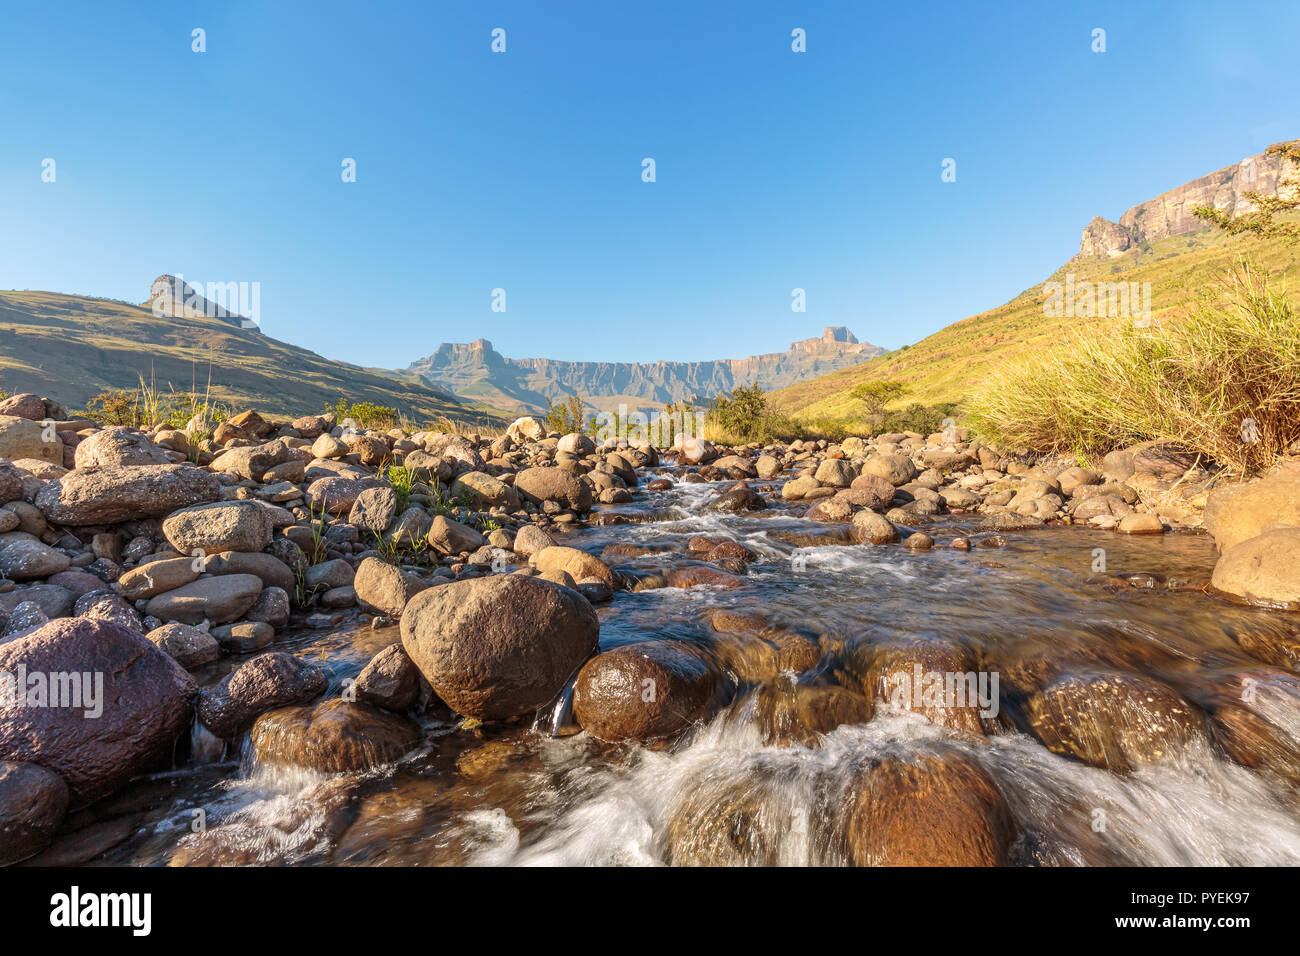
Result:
[197, 652, 328, 738]
[35, 464, 220, 526]
[250, 699, 421, 772]
[400, 574, 598, 719]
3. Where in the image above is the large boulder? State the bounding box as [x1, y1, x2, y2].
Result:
[163, 501, 274, 555]
[116, 557, 201, 600]
[506, 417, 546, 443]
[845, 749, 1017, 866]
[1211, 528, 1300, 607]
[354, 643, 427, 712]
[572, 640, 728, 742]
[73, 427, 172, 469]
[354, 557, 430, 617]
[35, 464, 220, 525]
[197, 652, 328, 738]
[1204, 473, 1300, 553]
[208, 440, 290, 482]
[143, 573, 264, 625]
[0, 760, 69, 864]
[0, 394, 47, 421]
[0, 416, 60, 464]
[512, 467, 593, 512]
[0, 618, 195, 804]
[400, 574, 598, 720]
[814, 459, 856, 488]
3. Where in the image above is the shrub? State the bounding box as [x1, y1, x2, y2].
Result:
[966, 262, 1300, 475]
[329, 398, 398, 430]
[705, 384, 794, 443]
[544, 394, 588, 435]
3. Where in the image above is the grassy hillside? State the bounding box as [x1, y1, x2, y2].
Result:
[770, 226, 1300, 422]
[0, 290, 490, 425]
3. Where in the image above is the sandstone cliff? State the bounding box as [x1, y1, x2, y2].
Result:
[1077, 143, 1297, 258]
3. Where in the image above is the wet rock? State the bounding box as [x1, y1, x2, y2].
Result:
[146, 621, 220, 669]
[0, 618, 195, 804]
[250, 699, 421, 772]
[848, 473, 896, 510]
[1204, 475, 1300, 552]
[781, 475, 822, 501]
[1117, 512, 1164, 535]
[706, 484, 767, 513]
[401, 574, 598, 720]
[665, 564, 746, 589]
[860, 637, 997, 735]
[198, 652, 328, 738]
[1024, 671, 1206, 772]
[902, 532, 934, 551]
[573, 640, 729, 742]
[0, 761, 69, 864]
[665, 776, 781, 866]
[143, 573, 264, 626]
[210, 620, 275, 653]
[35, 464, 220, 526]
[354, 557, 430, 618]
[744, 679, 874, 747]
[845, 749, 1017, 866]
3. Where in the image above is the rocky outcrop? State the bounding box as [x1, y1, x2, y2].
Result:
[1076, 143, 1298, 258]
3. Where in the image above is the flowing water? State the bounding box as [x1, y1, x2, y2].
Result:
[59, 468, 1300, 867]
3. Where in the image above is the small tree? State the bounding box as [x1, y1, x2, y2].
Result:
[1193, 141, 1300, 244]
[544, 394, 588, 434]
[850, 380, 909, 420]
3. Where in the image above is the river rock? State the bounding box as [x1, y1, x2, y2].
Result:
[163, 501, 274, 555]
[861, 453, 918, 487]
[0, 535, 71, 581]
[250, 699, 421, 772]
[401, 574, 598, 720]
[512, 467, 593, 512]
[146, 622, 220, 669]
[850, 510, 900, 545]
[354, 557, 430, 618]
[198, 651, 328, 738]
[348, 486, 398, 536]
[144, 573, 264, 626]
[814, 459, 856, 488]
[74, 427, 172, 469]
[1211, 528, 1300, 606]
[512, 524, 555, 558]
[115, 557, 201, 600]
[427, 515, 485, 555]
[1205, 473, 1300, 553]
[355, 643, 427, 712]
[0, 761, 70, 865]
[573, 640, 728, 742]
[0, 618, 195, 804]
[451, 471, 519, 510]
[1024, 671, 1206, 772]
[35, 464, 219, 525]
[845, 749, 1017, 866]
[203, 551, 295, 594]
[0, 416, 60, 464]
[306, 476, 383, 515]
[746, 680, 874, 747]
[533, 545, 616, 589]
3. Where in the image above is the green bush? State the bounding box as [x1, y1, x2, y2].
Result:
[544, 394, 588, 435]
[330, 398, 398, 430]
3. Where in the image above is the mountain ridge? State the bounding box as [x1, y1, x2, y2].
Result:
[406, 326, 884, 416]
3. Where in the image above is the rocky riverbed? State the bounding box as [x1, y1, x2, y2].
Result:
[0, 393, 1298, 866]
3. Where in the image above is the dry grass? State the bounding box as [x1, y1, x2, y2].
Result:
[967, 262, 1300, 474]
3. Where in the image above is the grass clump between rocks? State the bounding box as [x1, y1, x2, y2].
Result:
[966, 263, 1300, 475]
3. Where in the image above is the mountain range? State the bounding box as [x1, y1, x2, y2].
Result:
[401, 328, 883, 417]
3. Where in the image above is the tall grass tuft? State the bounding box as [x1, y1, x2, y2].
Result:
[966, 262, 1300, 475]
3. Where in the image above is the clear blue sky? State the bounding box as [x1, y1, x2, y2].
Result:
[1, 1, 1296, 368]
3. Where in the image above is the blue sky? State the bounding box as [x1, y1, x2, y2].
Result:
[1, 1, 1297, 369]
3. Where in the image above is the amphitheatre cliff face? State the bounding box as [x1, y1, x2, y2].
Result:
[407, 327, 883, 415]
[1077, 143, 1298, 258]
